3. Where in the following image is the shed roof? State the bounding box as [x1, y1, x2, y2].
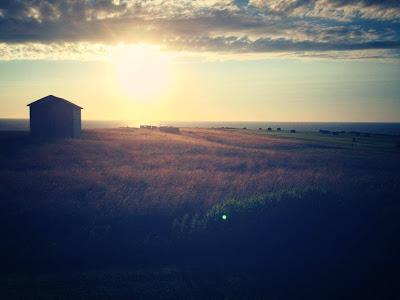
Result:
[27, 95, 83, 109]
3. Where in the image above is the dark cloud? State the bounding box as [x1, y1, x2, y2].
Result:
[0, 0, 399, 58]
[168, 35, 400, 53]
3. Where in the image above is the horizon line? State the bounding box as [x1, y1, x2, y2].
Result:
[1, 118, 400, 124]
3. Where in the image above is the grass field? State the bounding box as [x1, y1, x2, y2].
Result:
[0, 128, 399, 299]
[255, 128, 400, 151]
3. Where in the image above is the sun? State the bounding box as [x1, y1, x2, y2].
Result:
[111, 44, 171, 100]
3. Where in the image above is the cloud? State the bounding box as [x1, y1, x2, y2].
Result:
[0, 0, 398, 60]
[250, 0, 400, 21]
[0, 42, 112, 60]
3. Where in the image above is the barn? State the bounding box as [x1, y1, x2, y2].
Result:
[27, 95, 83, 138]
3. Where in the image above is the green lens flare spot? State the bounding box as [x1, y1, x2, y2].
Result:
[222, 214, 227, 220]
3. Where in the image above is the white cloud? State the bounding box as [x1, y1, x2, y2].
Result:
[0, 41, 398, 62]
[249, 0, 400, 21]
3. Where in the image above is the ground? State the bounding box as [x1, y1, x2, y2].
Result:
[0, 128, 399, 299]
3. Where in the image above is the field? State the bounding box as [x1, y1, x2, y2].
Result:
[261, 129, 400, 151]
[1, 128, 400, 299]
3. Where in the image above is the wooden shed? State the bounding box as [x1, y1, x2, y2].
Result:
[27, 95, 83, 138]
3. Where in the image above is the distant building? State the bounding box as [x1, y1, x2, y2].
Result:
[27, 95, 83, 138]
[140, 125, 158, 129]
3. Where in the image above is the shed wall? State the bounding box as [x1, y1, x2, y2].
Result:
[72, 109, 81, 138]
[29, 102, 80, 138]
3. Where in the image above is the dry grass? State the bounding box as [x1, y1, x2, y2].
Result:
[1, 128, 400, 298]
[1, 128, 399, 215]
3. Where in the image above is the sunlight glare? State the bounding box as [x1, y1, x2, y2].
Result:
[111, 45, 171, 100]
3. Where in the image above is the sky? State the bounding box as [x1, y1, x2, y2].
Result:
[0, 0, 399, 122]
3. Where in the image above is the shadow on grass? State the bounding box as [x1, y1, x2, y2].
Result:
[0, 187, 399, 298]
[0, 131, 64, 157]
